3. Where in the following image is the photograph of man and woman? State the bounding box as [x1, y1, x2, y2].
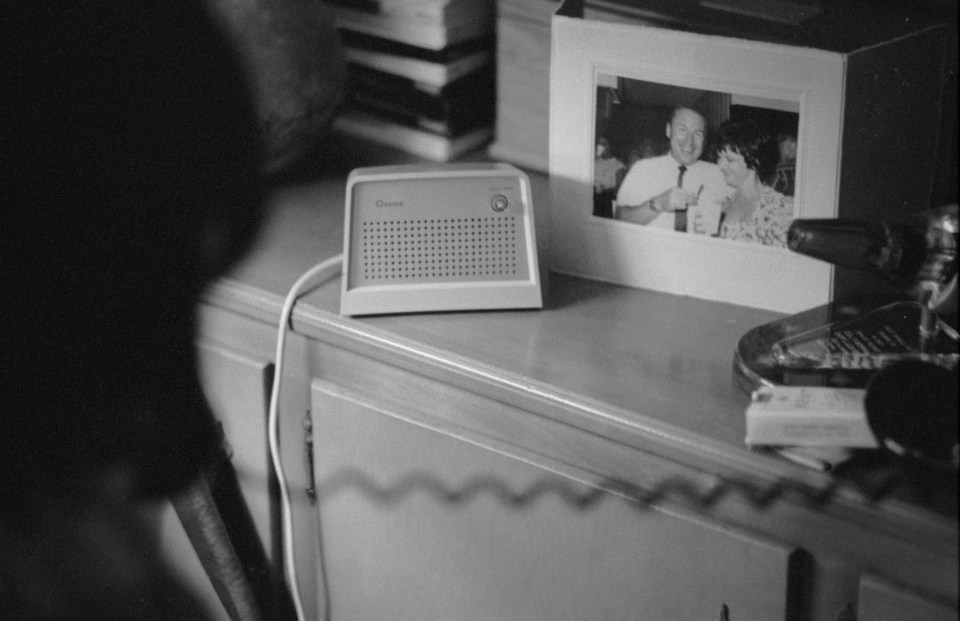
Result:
[593, 74, 799, 248]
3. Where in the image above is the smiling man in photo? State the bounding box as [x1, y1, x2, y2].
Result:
[615, 106, 729, 234]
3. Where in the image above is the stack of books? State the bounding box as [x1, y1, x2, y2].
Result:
[487, 0, 556, 172]
[326, 0, 496, 161]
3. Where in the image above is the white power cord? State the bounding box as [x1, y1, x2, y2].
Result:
[267, 253, 343, 621]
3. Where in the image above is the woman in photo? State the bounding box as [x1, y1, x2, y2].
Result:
[710, 119, 793, 247]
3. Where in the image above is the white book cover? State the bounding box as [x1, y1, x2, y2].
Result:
[344, 46, 491, 88]
[374, 0, 492, 25]
[745, 386, 879, 448]
[331, 5, 492, 49]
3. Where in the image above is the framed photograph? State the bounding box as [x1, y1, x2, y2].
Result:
[549, 3, 845, 313]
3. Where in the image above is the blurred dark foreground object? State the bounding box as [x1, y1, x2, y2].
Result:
[865, 359, 959, 470]
[207, 0, 346, 176]
[2, 2, 277, 619]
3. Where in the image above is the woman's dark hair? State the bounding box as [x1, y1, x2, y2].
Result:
[711, 119, 779, 184]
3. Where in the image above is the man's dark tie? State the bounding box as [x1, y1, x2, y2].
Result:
[674, 165, 688, 232]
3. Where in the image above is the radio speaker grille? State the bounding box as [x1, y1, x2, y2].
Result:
[358, 216, 522, 284]
[341, 163, 542, 316]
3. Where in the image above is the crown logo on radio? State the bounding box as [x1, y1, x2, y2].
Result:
[375, 199, 403, 208]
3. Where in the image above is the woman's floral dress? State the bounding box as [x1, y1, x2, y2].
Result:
[719, 185, 793, 247]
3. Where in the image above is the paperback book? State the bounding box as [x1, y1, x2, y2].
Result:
[745, 385, 879, 448]
[328, 1, 493, 49]
[325, 0, 492, 27]
[333, 109, 494, 162]
[584, 0, 821, 40]
[343, 64, 495, 136]
[341, 30, 493, 89]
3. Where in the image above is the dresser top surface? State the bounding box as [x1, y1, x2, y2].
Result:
[208, 139, 958, 534]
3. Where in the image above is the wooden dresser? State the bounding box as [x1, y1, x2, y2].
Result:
[162, 142, 957, 621]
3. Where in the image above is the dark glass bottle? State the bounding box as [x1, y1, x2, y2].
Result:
[787, 205, 958, 315]
[787, 218, 925, 282]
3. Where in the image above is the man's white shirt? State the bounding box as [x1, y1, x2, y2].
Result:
[615, 154, 730, 231]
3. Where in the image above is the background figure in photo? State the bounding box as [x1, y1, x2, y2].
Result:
[594, 134, 627, 218]
[772, 130, 797, 197]
[626, 138, 661, 169]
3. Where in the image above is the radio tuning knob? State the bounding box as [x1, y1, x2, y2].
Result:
[491, 194, 509, 212]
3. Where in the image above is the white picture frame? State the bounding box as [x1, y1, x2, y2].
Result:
[548, 5, 845, 314]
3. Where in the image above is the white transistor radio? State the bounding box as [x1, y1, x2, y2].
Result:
[340, 163, 542, 316]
